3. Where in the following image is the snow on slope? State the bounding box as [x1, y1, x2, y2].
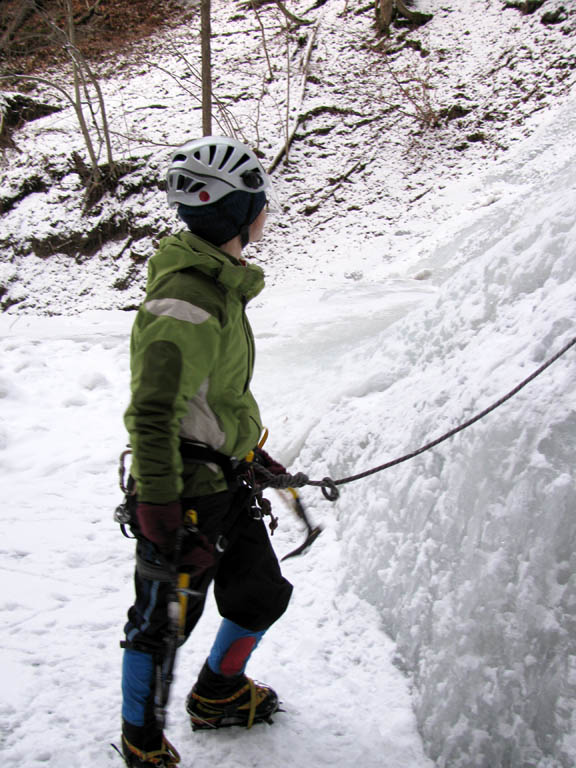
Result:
[287, 90, 576, 767]
[1, 0, 575, 313]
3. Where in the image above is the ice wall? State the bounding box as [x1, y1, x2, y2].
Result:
[310, 99, 576, 766]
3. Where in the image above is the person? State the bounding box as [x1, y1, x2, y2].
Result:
[118, 136, 294, 768]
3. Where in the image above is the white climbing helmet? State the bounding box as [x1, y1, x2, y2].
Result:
[166, 136, 271, 208]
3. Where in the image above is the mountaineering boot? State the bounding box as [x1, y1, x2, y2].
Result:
[186, 661, 279, 730]
[119, 734, 180, 767]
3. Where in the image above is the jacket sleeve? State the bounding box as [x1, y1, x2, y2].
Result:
[124, 302, 222, 504]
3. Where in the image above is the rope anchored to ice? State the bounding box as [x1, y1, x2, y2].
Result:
[294, 334, 576, 503]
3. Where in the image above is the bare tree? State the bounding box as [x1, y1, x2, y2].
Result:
[61, 0, 115, 176]
[201, 0, 212, 136]
[245, 0, 312, 26]
[269, 20, 320, 172]
[376, 0, 395, 33]
[376, 55, 441, 129]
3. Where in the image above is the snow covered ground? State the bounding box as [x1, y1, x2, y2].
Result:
[1, 1, 576, 766]
[0, 304, 436, 768]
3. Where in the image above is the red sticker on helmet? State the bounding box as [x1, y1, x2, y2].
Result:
[199, 191, 210, 202]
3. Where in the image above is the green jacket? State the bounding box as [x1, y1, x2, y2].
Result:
[124, 231, 265, 503]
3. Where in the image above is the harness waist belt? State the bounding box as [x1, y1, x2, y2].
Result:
[179, 439, 241, 485]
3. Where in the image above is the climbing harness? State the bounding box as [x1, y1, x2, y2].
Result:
[114, 440, 316, 558]
[301, 333, 576, 502]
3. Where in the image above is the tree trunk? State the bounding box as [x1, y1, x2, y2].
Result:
[396, 0, 418, 20]
[375, 0, 394, 33]
[376, 0, 432, 34]
[201, 0, 212, 136]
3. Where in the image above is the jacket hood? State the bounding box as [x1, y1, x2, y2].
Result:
[147, 231, 265, 301]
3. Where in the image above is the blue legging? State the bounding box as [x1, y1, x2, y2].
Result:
[123, 619, 265, 726]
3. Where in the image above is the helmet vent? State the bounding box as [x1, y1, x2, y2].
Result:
[175, 175, 205, 194]
[173, 153, 187, 163]
[229, 153, 250, 173]
[208, 144, 217, 165]
[219, 145, 234, 169]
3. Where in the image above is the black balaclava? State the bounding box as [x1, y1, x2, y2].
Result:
[177, 190, 266, 248]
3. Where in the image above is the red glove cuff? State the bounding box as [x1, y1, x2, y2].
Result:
[254, 447, 287, 476]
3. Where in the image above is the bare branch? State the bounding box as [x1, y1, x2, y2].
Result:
[251, 0, 275, 81]
[271, 0, 313, 27]
[268, 19, 320, 172]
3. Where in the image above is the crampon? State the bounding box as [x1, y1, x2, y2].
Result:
[186, 677, 280, 730]
[111, 735, 180, 767]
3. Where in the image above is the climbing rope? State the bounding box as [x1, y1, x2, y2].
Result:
[301, 334, 576, 501]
